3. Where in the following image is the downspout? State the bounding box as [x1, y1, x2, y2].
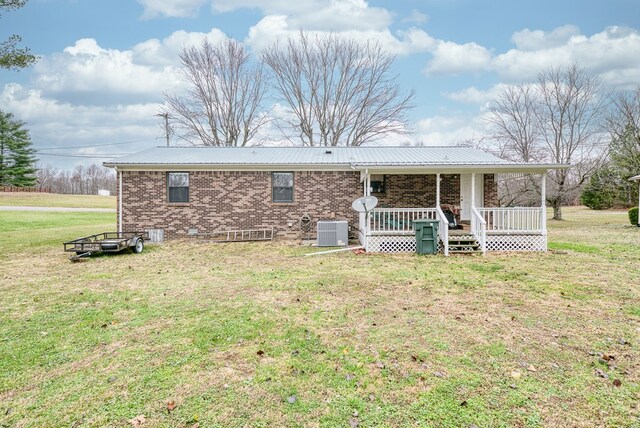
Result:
[116, 166, 122, 234]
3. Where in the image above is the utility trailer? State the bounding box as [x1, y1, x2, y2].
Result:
[63, 231, 149, 260]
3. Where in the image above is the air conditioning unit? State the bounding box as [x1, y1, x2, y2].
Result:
[317, 221, 348, 247]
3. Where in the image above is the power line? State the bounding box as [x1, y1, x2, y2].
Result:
[36, 153, 132, 159]
[35, 138, 161, 151]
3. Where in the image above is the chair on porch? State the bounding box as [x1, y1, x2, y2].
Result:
[440, 204, 463, 230]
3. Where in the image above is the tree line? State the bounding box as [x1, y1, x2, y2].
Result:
[35, 164, 116, 195]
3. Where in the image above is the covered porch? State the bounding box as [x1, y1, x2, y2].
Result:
[356, 170, 548, 255]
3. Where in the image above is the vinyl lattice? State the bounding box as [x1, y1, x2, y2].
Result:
[486, 234, 546, 251]
[365, 236, 443, 253]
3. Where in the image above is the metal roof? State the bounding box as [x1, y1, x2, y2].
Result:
[104, 146, 566, 171]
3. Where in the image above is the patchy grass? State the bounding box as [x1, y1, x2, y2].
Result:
[0, 211, 115, 258]
[0, 206, 639, 427]
[0, 192, 116, 209]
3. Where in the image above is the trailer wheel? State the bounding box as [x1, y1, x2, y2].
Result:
[132, 238, 144, 254]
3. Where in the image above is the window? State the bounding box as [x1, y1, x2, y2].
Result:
[272, 172, 294, 203]
[370, 174, 386, 194]
[167, 172, 189, 203]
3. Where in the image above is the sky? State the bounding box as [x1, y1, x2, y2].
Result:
[1, 0, 639, 170]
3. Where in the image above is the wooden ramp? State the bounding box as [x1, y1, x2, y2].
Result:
[190, 228, 274, 243]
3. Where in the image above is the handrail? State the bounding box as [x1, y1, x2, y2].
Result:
[368, 207, 437, 235]
[435, 205, 449, 256]
[471, 207, 487, 254]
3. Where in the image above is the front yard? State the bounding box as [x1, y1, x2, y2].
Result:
[0, 206, 639, 427]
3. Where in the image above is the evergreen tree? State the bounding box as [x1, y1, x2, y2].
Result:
[0, 110, 37, 187]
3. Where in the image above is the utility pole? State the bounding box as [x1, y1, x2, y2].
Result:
[156, 113, 170, 147]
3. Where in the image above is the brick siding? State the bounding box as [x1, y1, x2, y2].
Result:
[120, 170, 361, 240]
[484, 174, 498, 207]
[118, 171, 499, 240]
[374, 174, 461, 207]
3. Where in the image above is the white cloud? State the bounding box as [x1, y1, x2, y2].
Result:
[132, 28, 227, 66]
[33, 38, 180, 104]
[32, 28, 231, 106]
[444, 83, 512, 105]
[1, 83, 164, 168]
[138, 0, 206, 18]
[511, 25, 581, 51]
[415, 114, 489, 146]
[403, 9, 428, 25]
[424, 41, 492, 75]
[245, 15, 436, 55]
[424, 25, 640, 88]
[493, 26, 640, 84]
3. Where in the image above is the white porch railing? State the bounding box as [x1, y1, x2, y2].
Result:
[471, 207, 487, 254]
[435, 206, 449, 256]
[361, 206, 546, 253]
[368, 208, 436, 235]
[476, 207, 545, 234]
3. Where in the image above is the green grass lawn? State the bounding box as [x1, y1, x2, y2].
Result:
[0, 206, 639, 427]
[0, 192, 116, 209]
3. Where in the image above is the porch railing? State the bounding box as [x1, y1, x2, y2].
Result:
[435, 206, 449, 256]
[476, 207, 544, 234]
[369, 207, 437, 235]
[471, 207, 487, 254]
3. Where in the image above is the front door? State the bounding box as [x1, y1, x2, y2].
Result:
[460, 174, 484, 221]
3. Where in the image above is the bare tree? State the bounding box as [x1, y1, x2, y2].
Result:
[537, 66, 606, 219]
[487, 85, 541, 163]
[486, 65, 606, 219]
[164, 38, 268, 146]
[261, 31, 414, 146]
[36, 163, 116, 194]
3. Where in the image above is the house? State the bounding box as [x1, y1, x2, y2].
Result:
[104, 146, 567, 254]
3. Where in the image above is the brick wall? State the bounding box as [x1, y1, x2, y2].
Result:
[484, 174, 498, 207]
[118, 171, 499, 241]
[375, 174, 460, 207]
[120, 170, 361, 240]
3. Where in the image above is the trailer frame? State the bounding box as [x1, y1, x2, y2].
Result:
[63, 231, 149, 259]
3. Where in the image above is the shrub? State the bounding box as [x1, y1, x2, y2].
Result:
[581, 168, 616, 210]
[630, 207, 639, 226]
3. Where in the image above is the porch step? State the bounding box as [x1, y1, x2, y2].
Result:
[448, 235, 482, 254]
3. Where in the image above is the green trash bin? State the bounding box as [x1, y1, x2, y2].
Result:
[414, 219, 440, 255]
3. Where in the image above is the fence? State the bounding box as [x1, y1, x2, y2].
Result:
[0, 186, 50, 193]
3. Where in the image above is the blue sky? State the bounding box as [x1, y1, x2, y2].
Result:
[1, 0, 639, 169]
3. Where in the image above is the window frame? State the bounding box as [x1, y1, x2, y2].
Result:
[272, 172, 294, 203]
[167, 172, 190, 204]
[370, 174, 386, 194]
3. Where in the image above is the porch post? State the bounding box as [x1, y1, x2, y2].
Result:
[365, 170, 371, 197]
[471, 173, 476, 208]
[541, 172, 547, 234]
[364, 170, 371, 248]
[436, 173, 441, 207]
